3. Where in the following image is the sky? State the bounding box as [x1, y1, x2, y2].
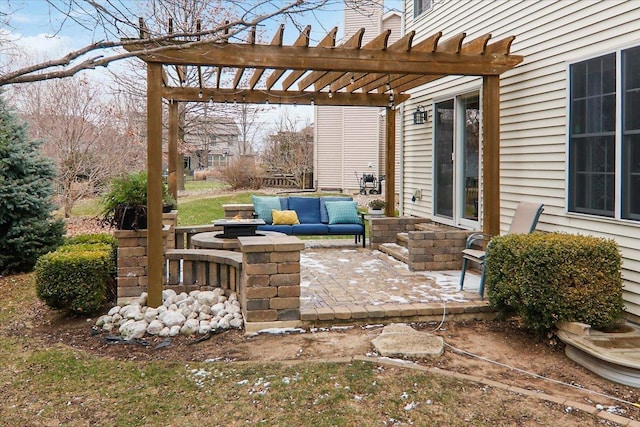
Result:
[1, 0, 402, 129]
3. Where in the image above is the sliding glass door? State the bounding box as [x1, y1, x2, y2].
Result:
[433, 94, 480, 227]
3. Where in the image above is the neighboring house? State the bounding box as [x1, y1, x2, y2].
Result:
[182, 116, 239, 172]
[401, 0, 640, 319]
[314, 3, 402, 193]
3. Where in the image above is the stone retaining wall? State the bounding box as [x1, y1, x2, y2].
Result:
[406, 223, 472, 271]
[114, 211, 306, 328]
[223, 204, 255, 219]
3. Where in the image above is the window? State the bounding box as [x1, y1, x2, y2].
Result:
[568, 45, 640, 220]
[414, 0, 433, 17]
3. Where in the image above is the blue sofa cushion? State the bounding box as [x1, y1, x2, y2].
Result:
[292, 223, 329, 235]
[258, 224, 293, 234]
[320, 196, 353, 223]
[252, 195, 282, 224]
[325, 201, 361, 224]
[328, 224, 364, 234]
[288, 197, 321, 224]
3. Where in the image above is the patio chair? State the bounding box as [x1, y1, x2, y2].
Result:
[459, 202, 544, 298]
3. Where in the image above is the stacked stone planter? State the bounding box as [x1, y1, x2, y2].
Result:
[114, 210, 177, 305]
[238, 234, 304, 325]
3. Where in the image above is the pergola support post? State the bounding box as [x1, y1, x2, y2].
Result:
[482, 75, 500, 237]
[147, 63, 164, 308]
[384, 106, 396, 217]
[168, 100, 179, 201]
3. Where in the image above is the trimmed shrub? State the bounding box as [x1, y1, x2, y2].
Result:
[65, 233, 117, 247]
[63, 234, 117, 300]
[64, 233, 117, 275]
[35, 247, 112, 315]
[485, 232, 624, 336]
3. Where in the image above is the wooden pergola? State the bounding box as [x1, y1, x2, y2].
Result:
[124, 26, 523, 307]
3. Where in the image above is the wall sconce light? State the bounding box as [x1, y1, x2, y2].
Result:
[413, 105, 428, 125]
[222, 148, 229, 157]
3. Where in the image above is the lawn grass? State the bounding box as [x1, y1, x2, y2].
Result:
[177, 192, 255, 226]
[0, 276, 602, 425]
[68, 197, 104, 217]
[0, 336, 595, 426]
[184, 179, 229, 192]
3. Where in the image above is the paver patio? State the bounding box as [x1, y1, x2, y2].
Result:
[299, 241, 494, 323]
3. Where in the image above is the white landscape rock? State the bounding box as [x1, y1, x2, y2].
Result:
[120, 320, 148, 340]
[96, 315, 112, 327]
[147, 319, 164, 335]
[120, 304, 142, 320]
[97, 290, 244, 340]
[144, 307, 159, 323]
[218, 318, 230, 330]
[230, 318, 243, 329]
[181, 318, 199, 336]
[162, 310, 187, 327]
[197, 291, 216, 306]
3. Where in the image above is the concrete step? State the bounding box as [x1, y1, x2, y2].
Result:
[396, 232, 409, 248]
[378, 242, 409, 264]
[415, 222, 437, 231]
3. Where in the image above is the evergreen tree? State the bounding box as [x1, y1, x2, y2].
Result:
[0, 96, 65, 274]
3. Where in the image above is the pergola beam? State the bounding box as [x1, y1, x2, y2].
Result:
[162, 87, 409, 106]
[128, 44, 522, 76]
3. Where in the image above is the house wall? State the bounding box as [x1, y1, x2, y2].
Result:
[315, 3, 401, 193]
[402, 0, 640, 317]
[382, 12, 403, 196]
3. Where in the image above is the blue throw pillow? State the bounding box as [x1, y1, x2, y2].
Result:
[320, 196, 353, 223]
[325, 201, 360, 224]
[251, 195, 282, 224]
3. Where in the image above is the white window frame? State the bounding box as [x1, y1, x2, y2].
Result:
[431, 89, 481, 229]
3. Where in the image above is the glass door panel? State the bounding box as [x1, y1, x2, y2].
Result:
[461, 96, 480, 222]
[434, 100, 454, 218]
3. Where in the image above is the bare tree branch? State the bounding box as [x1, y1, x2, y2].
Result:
[1, 0, 334, 86]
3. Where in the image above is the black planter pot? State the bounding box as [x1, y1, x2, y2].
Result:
[115, 204, 147, 230]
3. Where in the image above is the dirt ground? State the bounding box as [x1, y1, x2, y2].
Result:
[13, 296, 640, 424]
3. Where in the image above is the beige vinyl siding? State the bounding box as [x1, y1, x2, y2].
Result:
[344, 106, 381, 189]
[381, 13, 403, 192]
[403, 0, 640, 316]
[315, 105, 344, 190]
[344, 3, 382, 42]
[315, 6, 402, 193]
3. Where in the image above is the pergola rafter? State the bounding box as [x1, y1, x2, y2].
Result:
[124, 23, 524, 307]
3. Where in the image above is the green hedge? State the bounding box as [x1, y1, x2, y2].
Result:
[485, 233, 624, 336]
[64, 233, 117, 277]
[35, 233, 117, 314]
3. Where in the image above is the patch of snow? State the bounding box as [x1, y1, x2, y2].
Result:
[252, 327, 306, 336]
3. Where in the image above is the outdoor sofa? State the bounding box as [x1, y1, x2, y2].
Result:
[251, 195, 366, 247]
